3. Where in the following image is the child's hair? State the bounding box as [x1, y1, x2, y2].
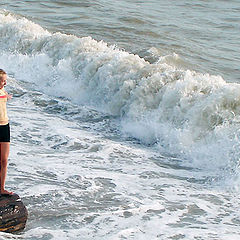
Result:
[0, 69, 6, 79]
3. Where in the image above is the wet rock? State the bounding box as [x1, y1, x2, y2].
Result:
[0, 194, 28, 233]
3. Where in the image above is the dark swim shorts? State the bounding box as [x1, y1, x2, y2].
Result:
[0, 123, 10, 142]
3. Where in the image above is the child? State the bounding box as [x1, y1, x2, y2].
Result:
[0, 69, 13, 195]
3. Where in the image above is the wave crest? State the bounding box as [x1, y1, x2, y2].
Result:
[1, 10, 240, 173]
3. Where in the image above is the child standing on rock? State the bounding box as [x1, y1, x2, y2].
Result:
[0, 69, 13, 195]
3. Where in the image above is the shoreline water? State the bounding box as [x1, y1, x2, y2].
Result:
[0, 1, 240, 239]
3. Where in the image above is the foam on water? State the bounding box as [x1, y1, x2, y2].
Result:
[1, 10, 240, 182]
[0, 11, 240, 175]
[2, 90, 239, 239]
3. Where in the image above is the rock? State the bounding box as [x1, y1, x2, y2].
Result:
[0, 193, 28, 233]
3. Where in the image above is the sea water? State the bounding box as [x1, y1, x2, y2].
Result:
[0, 1, 240, 239]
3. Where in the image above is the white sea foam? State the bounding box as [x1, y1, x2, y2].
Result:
[8, 98, 240, 239]
[1, 11, 240, 176]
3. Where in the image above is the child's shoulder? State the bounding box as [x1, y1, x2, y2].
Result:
[0, 87, 7, 96]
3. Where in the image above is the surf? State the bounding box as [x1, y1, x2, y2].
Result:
[1, 10, 240, 178]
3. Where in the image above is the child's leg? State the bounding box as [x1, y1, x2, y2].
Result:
[0, 142, 12, 194]
[0, 144, 1, 186]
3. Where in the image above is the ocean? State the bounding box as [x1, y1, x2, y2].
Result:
[0, 0, 240, 239]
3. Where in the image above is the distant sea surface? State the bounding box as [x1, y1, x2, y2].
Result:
[0, 1, 240, 239]
[1, 0, 240, 82]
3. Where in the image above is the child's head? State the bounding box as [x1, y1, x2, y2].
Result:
[0, 69, 6, 78]
[0, 69, 7, 89]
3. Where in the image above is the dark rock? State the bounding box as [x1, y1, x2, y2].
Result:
[0, 193, 28, 233]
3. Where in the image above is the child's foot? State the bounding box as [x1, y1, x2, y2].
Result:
[1, 189, 14, 195]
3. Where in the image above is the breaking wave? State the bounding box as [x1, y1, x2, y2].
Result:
[1, 10, 240, 176]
